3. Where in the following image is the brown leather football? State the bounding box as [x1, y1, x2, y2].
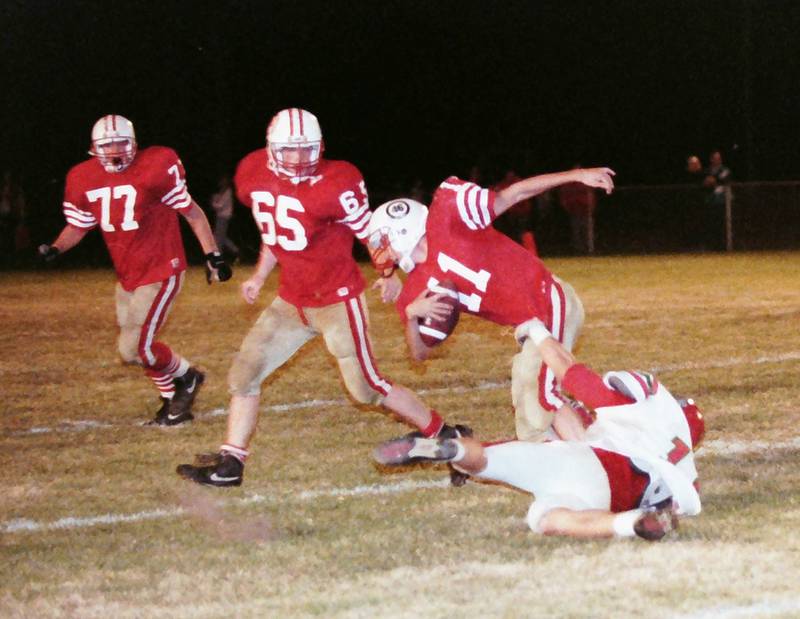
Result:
[418, 280, 460, 347]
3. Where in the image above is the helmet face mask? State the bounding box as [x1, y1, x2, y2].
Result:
[266, 108, 323, 179]
[89, 115, 137, 173]
[367, 199, 428, 273]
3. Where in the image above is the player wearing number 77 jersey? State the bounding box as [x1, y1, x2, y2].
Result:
[369, 167, 615, 441]
[177, 108, 468, 488]
[39, 115, 232, 425]
[375, 321, 705, 541]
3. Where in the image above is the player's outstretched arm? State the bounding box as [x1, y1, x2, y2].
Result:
[494, 167, 615, 218]
[38, 225, 89, 261]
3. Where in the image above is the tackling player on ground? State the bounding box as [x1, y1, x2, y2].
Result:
[375, 319, 705, 541]
[177, 108, 468, 487]
[39, 115, 232, 425]
[368, 167, 615, 442]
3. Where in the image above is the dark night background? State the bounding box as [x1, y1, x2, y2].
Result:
[2, 0, 799, 255]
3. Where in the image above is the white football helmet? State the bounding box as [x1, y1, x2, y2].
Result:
[368, 199, 428, 273]
[266, 108, 324, 179]
[88, 115, 137, 173]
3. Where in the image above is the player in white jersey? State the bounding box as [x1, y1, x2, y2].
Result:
[375, 319, 705, 541]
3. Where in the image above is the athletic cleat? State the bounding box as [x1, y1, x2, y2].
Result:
[176, 453, 243, 487]
[170, 367, 205, 421]
[374, 436, 459, 466]
[634, 506, 679, 541]
[143, 397, 193, 426]
[439, 424, 473, 486]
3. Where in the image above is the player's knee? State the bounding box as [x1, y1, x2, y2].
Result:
[345, 380, 384, 405]
[227, 353, 264, 397]
[117, 337, 140, 365]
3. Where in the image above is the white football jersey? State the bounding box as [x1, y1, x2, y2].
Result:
[584, 372, 701, 515]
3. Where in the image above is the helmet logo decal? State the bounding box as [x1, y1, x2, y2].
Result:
[387, 201, 411, 219]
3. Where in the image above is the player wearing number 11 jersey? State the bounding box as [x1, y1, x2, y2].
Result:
[369, 167, 615, 441]
[39, 115, 231, 425]
[177, 108, 467, 488]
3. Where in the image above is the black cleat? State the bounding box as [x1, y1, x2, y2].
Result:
[374, 436, 459, 466]
[144, 397, 193, 426]
[170, 367, 205, 422]
[439, 424, 473, 486]
[176, 453, 243, 487]
[634, 506, 679, 541]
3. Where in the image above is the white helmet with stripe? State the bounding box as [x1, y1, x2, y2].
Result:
[266, 108, 324, 179]
[367, 199, 428, 273]
[88, 114, 137, 173]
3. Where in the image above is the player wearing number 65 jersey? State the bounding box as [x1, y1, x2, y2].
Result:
[375, 321, 704, 541]
[177, 108, 467, 488]
[39, 115, 231, 425]
[368, 167, 615, 442]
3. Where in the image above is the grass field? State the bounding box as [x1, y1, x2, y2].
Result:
[2, 252, 800, 618]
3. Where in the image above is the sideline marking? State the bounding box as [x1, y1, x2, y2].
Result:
[9, 351, 800, 437]
[2, 438, 797, 535]
[680, 597, 800, 619]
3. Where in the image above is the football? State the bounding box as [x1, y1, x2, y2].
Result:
[418, 280, 460, 347]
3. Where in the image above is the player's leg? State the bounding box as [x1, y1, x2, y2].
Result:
[177, 297, 315, 486]
[512, 276, 587, 440]
[116, 274, 195, 424]
[313, 294, 452, 435]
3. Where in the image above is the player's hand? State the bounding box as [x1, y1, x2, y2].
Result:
[241, 277, 264, 305]
[577, 167, 616, 194]
[371, 272, 402, 303]
[205, 252, 232, 284]
[406, 289, 453, 322]
[37, 244, 60, 263]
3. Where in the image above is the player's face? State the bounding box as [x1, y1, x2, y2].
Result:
[96, 138, 133, 159]
[276, 145, 316, 166]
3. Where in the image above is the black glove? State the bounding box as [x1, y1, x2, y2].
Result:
[205, 251, 232, 283]
[38, 244, 60, 263]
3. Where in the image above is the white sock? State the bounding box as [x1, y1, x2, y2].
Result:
[612, 509, 643, 537]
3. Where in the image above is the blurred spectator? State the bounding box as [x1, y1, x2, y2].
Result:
[557, 165, 597, 254]
[493, 170, 537, 254]
[409, 177, 428, 204]
[0, 170, 28, 266]
[210, 174, 239, 262]
[702, 150, 732, 250]
[703, 150, 731, 206]
[685, 155, 704, 183]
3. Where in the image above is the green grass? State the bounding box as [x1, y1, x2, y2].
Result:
[2, 252, 800, 618]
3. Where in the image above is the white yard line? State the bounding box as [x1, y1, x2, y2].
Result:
[1, 437, 797, 535]
[679, 598, 800, 619]
[10, 352, 800, 437]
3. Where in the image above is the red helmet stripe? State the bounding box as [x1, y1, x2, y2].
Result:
[288, 109, 295, 137]
[297, 108, 305, 136]
[111, 115, 117, 131]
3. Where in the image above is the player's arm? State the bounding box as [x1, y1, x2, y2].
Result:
[494, 167, 615, 218]
[241, 244, 278, 304]
[180, 201, 233, 284]
[38, 224, 89, 261]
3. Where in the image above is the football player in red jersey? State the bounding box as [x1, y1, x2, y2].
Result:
[375, 320, 704, 541]
[39, 115, 232, 425]
[368, 167, 615, 442]
[176, 108, 468, 487]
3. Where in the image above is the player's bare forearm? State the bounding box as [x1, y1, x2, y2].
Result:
[51, 225, 89, 253]
[537, 508, 617, 538]
[404, 319, 432, 361]
[252, 245, 278, 282]
[181, 202, 219, 254]
[537, 337, 576, 382]
[494, 167, 615, 217]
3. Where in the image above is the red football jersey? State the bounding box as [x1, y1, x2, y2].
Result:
[62, 146, 193, 291]
[396, 176, 554, 326]
[234, 151, 371, 307]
